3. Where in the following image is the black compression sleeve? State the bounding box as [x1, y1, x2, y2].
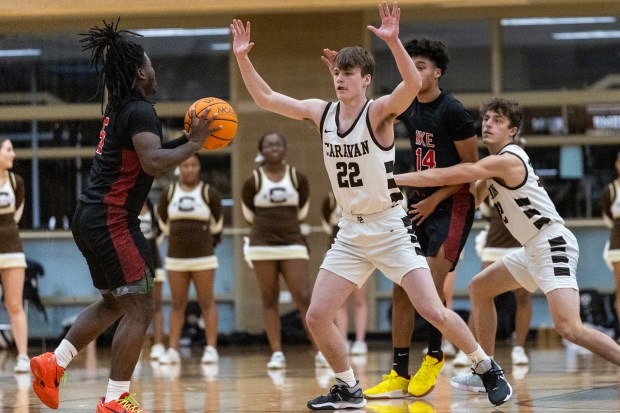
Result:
[161, 136, 189, 149]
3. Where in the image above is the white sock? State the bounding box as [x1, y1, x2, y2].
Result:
[54, 339, 78, 369]
[104, 379, 130, 403]
[467, 345, 492, 374]
[335, 367, 357, 387]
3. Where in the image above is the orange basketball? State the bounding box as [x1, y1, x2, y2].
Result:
[184, 97, 238, 150]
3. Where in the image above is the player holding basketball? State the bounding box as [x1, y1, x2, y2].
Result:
[395, 98, 620, 391]
[232, 2, 512, 409]
[29, 20, 219, 413]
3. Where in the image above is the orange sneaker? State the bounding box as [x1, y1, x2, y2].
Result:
[97, 393, 148, 413]
[30, 352, 65, 409]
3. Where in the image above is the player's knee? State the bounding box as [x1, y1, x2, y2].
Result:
[554, 319, 581, 343]
[4, 298, 25, 316]
[305, 306, 323, 331]
[261, 294, 279, 310]
[416, 304, 447, 328]
[170, 298, 187, 312]
[468, 277, 492, 301]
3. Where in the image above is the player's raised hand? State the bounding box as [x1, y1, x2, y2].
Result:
[230, 19, 254, 57]
[367, 2, 400, 44]
[320, 48, 338, 73]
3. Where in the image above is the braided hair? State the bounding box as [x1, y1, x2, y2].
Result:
[79, 18, 147, 110]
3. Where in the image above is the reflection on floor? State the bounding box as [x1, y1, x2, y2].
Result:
[0, 340, 619, 412]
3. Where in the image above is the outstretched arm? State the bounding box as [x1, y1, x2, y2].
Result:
[369, 2, 421, 121]
[231, 19, 325, 123]
[395, 153, 523, 189]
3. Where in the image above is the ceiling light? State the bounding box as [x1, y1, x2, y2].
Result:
[210, 43, 231, 51]
[132, 28, 230, 37]
[552, 30, 620, 40]
[0, 48, 41, 57]
[501, 17, 616, 26]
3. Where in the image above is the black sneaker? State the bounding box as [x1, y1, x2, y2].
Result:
[307, 379, 367, 410]
[474, 359, 512, 406]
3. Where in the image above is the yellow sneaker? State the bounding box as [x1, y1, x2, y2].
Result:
[366, 399, 409, 412]
[408, 355, 444, 397]
[364, 370, 410, 399]
[409, 400, 437, 413]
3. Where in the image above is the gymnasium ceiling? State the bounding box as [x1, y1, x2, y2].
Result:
[1, 0, 619, 33]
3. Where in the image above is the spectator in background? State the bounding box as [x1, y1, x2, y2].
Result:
[157, 155, 222, 365]
[601, 151, 620, 340]
[0, 136, 29, 373]
[138, 198, 167, 361]
[241, 132, 323, 369]
[322, 191, 369, 356]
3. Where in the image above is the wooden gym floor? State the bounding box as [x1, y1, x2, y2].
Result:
[0, 339, 618, 412]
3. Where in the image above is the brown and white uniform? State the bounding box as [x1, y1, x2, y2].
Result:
[0, 172, 26, 269]
[601, 179, 620, 263]
[139, 198, 165, 281]
[321, 191, 341, 243]
[478, 198, 521, 262]
[241, 164, 310, 261]
[158, 181, 223, 271]
[487, 144, 578, 294]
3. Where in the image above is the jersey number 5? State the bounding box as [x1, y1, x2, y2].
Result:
[336, 162, 363, 188]
[96, 117, 110, 155]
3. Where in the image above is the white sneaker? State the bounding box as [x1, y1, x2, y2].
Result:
[158, 348, 181, 364]
[14, 355, 30, 373]
[315, 351, 329, 368]
[149, 343, 166, 360]
[453, 350, 470, 367]
[267, 351, 286, 369]
[511, 346, 529, 365]
[201, 345, 219, 364]
[450, 372, 486, 393]
[350, 341, 368, 355]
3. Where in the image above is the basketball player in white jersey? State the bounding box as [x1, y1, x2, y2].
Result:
[231, 2, 511, 409]
[396, 97, 620, 392]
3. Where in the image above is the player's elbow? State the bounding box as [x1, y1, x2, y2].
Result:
[140, 160, 168, 177]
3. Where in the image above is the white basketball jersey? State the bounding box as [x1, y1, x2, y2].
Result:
[253, 165, 300, 208]
[486, 144, 564, 245]
[321, 100, 403, 215]
[609, 181, 620, 219]
[167, 182, 212, 222]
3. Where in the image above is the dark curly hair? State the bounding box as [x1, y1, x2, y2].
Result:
[480, 98, 523, 132]
[404, 38, 450, 78]
[79, 18, 146, 110]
